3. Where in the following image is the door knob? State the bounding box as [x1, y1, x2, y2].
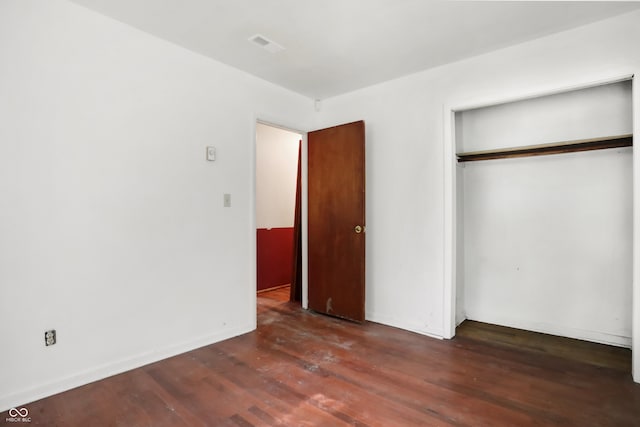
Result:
[354, 225, 363, 234]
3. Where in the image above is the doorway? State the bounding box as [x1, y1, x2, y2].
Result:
[254, 119, 367, 322]
[255, 122, 303, 302]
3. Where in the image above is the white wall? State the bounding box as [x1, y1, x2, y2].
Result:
[463, 148, 632, 346]
[0, 0, 313, 410]
[458, 82, 633, 347]
[457, 81, 632, 152]
[313, 9, 640, 380]
[256, 123, 301, 229]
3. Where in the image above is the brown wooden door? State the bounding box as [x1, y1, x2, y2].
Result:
[290, 140, 302, 302]
[308, 120, 365, 322]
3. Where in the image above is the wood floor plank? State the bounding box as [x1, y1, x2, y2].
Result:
[19, 287, 640, 426]
[218, 337, 446, 427]
[257, 309, 538, 422]
[240, 320, 542, 426]
[190, 345, 350, 426]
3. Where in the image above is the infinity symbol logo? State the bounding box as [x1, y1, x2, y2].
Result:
[8, 407, 28, 417]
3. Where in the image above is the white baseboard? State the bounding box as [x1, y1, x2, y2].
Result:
[0, 324, 253, 413]
[366, 311, 444, 340]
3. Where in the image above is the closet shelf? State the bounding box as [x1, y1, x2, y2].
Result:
[456, 134, 632, 163]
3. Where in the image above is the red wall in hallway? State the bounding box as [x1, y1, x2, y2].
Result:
[257, 227, 294, 291]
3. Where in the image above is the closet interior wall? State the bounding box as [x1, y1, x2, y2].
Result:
[455, 80, 633, 347]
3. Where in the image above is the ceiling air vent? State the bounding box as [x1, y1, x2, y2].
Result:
[249, 34, 285, 53]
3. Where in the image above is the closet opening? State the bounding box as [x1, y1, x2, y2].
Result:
[452, 79, 634, 371]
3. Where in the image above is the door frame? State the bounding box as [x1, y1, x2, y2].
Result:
[442, 73, 639, 382]
[252, 118, 309, 311]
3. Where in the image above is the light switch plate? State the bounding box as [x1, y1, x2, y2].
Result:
[223, 193, 231, 207]
[206, 146, 216, 161]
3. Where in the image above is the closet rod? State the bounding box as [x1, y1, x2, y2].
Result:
[457, 134, 632, 163]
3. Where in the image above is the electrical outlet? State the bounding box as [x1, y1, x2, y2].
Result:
[45, 330, 56, 346]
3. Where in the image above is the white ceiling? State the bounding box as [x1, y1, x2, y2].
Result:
[69, 0, 640, 100]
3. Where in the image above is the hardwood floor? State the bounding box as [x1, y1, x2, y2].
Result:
[456, 319, 632, 372]
[21, 288, 640, 426]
